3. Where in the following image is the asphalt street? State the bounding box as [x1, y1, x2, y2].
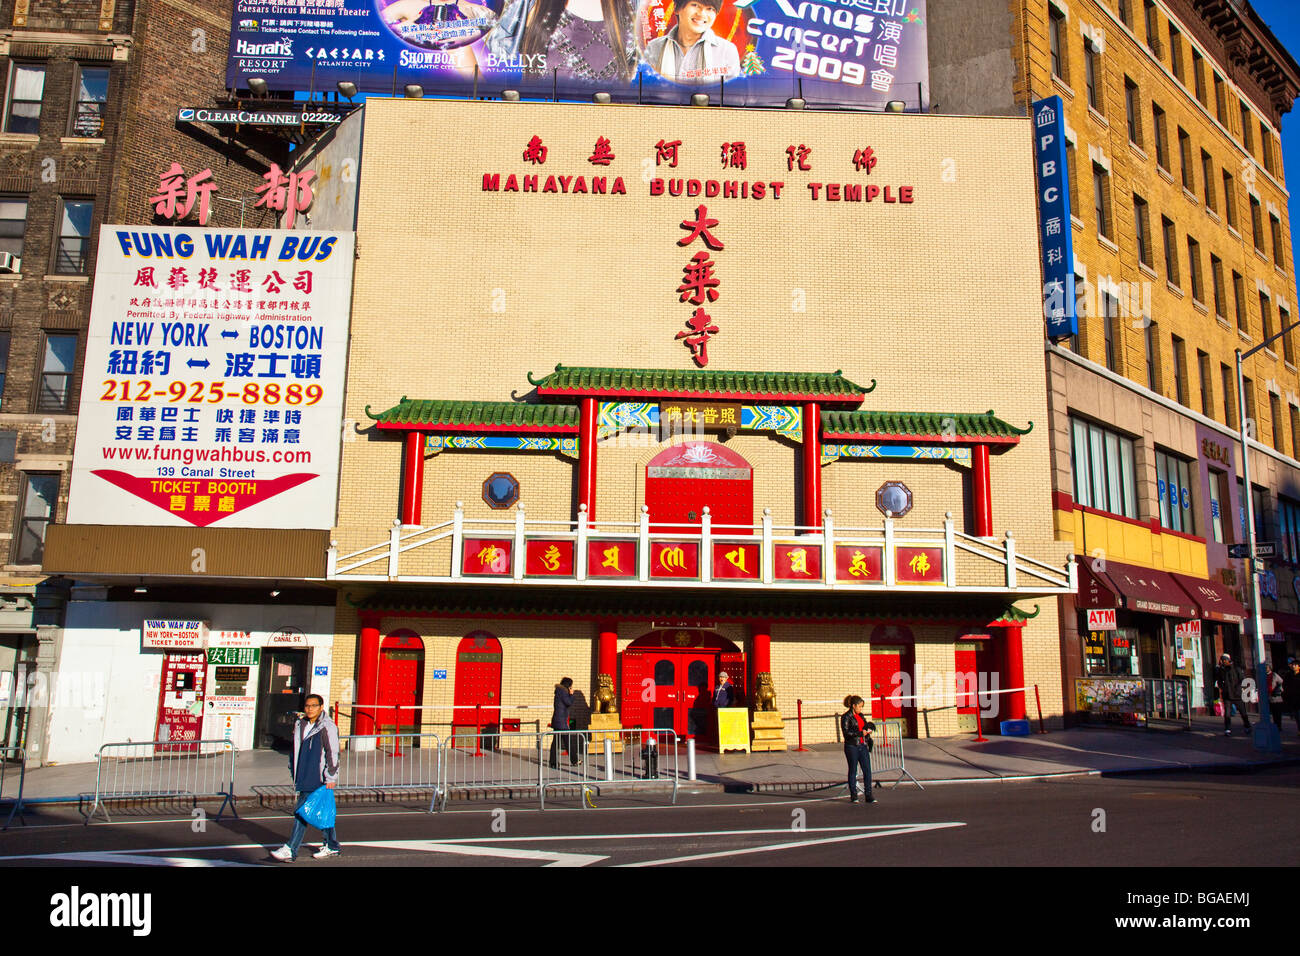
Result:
[2, 768, 1297, 868]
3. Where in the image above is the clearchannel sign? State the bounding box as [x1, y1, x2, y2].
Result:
[176, 107, 343, 127]
[226, 0, 930, 109]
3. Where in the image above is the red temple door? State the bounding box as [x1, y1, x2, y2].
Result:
[378, 632, 424, 735]
[452, 631, 502, 744]
[645, 442, 753, 533]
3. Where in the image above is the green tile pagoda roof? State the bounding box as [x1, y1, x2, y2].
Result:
[351, 587, 1040, 626]
[366, 398, 579, 432]
[821, 410, 1032, 444]
[526, 365, 874, 402]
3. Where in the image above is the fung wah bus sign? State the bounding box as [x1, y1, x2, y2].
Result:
[66, 226, 356, 529]
[227, 0, 929, 109]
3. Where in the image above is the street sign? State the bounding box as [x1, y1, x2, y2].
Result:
[1227, 543, 1274, 558]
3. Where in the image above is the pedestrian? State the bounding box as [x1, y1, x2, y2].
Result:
[714, 671, 735, 708]
[1280, 659, 1300, 735]
[569, 689, 591, 766]
[1266, 661, 1285, 731]
[549, 677, 574, 768]
[840, 694, 876, 804]
[271, 694, 341, 861]
[1214, 653, 1251, 736]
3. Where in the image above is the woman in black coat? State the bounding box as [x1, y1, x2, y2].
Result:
[841, 695, 876, 804]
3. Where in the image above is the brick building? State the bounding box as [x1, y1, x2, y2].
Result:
[0, 0, 279, 761]
[1011, 0, 1300, 720]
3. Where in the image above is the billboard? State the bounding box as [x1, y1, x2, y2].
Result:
[227, 0, 929, 108]
[1033, 95, 1076, 339]
[66, 227, 356, 530]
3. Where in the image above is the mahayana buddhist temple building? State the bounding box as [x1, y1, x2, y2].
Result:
[318, 97, 1077, 744]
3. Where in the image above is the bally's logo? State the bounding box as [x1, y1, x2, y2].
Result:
[50, 886, 151, 936]
[236, 37, 292, 57]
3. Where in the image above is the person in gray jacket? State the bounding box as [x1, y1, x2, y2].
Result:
[549, 677, 574, 768]
[272, 695, 341, 862]
[644, 0, 740, 85]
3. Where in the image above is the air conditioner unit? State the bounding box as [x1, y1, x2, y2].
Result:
[0, 252, 19, 274]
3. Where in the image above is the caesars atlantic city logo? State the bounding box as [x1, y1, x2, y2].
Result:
[50, 887, 151, 937]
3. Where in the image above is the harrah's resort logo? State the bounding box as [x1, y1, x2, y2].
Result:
[49, 886, 151, 937]
[236, 37, 292, 58]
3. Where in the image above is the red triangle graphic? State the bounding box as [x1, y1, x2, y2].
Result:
[91, 470, 318, 527]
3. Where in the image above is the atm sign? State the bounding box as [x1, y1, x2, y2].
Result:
[1086, 608, 1117, 631]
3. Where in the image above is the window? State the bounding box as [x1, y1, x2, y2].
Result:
[1171, 334, 1186, 406]
[1280, 496, 1300, 563]
[1093, 163, 1112, 240]
[1186, 236, 1203, 301]
[1144, 320, 1159, 392]
[70, 66, 109, 138]
[1168, 24, 1183, 81]
[1271, 393, 1284, 453]
[1270, 213, 1285, 269]
[1162, 216, 1178, 285]
[14, 473, 58, 565]
[1233, 271, 1247, 333]
[1066, 140, 1080, 215]
[1211, 254, 1226, 318]
[1133, 195, 1152, 266]
[1201, 150, 1216, 211]
[1144, 1, 1158, 53]
[1178, 128, 1193, 189]
[1214, 73, 1227, 123]
[1243, 376, 1256, 434]
[1222, 170, 1237, 228]
[1103, 291, 1119, 372]
[1208, 471, 1226, 544]
[0, 197, 26, 263]
[3, 63, 45, 135]
[1282, 307, 1294, 365]
[54, 200, 93, 274]
[1261, 124, 1274, 175]
[1240, 101, 1254, 153]
[1259, 291, 1273, 343]
[1125, 78, 1142, 145]
[1155, 450, 1193, 533]
[1250, 196, 1264, 252]
[1085, 41, 1102, 113]
[0, 331, 8, 407]
[1192, 50, 1206, 103]
[1118, 0, 1131, 27]
[1292, 405, 1300, 464]
[1198, 350, 1212, 417]
[1071, 417, 1138, 519]
[1221, 363, 1236, 427]
[36, 333, 76, 412]
[1238, 479, 1265, 543]
[1049, 6, 1067, 82]
[1152, 104, 1169, 169]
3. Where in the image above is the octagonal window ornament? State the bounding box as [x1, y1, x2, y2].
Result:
[483, 472, 519, 510]
[875, 481, 913, 518]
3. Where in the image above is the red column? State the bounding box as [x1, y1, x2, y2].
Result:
[401, 431, 425, 525]
[802, 403, 821, 530]
[598, 624, 618, 681]
[355, 614, 382, 736]
[750, 623, 771, 695]
[578, 397, 598, 519]
[972, 443, 993, 537]
[1002, 623, 1026, 722]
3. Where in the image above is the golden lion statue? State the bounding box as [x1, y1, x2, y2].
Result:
[754, 672, 777, 712]
[593, 673, 618, 714]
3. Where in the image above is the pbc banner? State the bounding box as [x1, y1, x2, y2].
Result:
[227, 0, 929, 109]
[66, 226, 356, 529]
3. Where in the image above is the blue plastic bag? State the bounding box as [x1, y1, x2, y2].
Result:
[297, 786, 336, 830]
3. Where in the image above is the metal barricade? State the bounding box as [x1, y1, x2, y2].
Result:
[538, 728, 678, 810]
[439, 730, 551, 811]
[868, 719, 922, 790]
[337, 732, 441, 803]
[1143, 677, 1193, 727]
[1, 746, 25, 830]
[86, 740, 237, 824]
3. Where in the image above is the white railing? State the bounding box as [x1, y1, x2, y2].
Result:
[327, 504, 1077, 595]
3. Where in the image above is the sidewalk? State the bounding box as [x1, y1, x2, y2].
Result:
[6, 716, 1298, 805]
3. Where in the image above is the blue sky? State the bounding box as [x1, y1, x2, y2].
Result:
[1248, 1, 1300, 230]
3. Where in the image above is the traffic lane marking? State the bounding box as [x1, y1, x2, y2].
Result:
[622, 821, 967, 866]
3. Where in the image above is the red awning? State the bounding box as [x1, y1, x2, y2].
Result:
[1172, 574, 1247, 625]
[1075, 557, 1197, 619]
[1262, 609, 1300, 635]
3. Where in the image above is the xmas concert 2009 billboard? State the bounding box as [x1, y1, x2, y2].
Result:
[227, 0, 929, 109]
[66, 227, 356, 530]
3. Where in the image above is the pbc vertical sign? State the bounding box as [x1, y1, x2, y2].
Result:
[1033, 96, 1076, 339]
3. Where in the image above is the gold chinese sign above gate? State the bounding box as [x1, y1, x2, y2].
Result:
[659, 402, 743, 430]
